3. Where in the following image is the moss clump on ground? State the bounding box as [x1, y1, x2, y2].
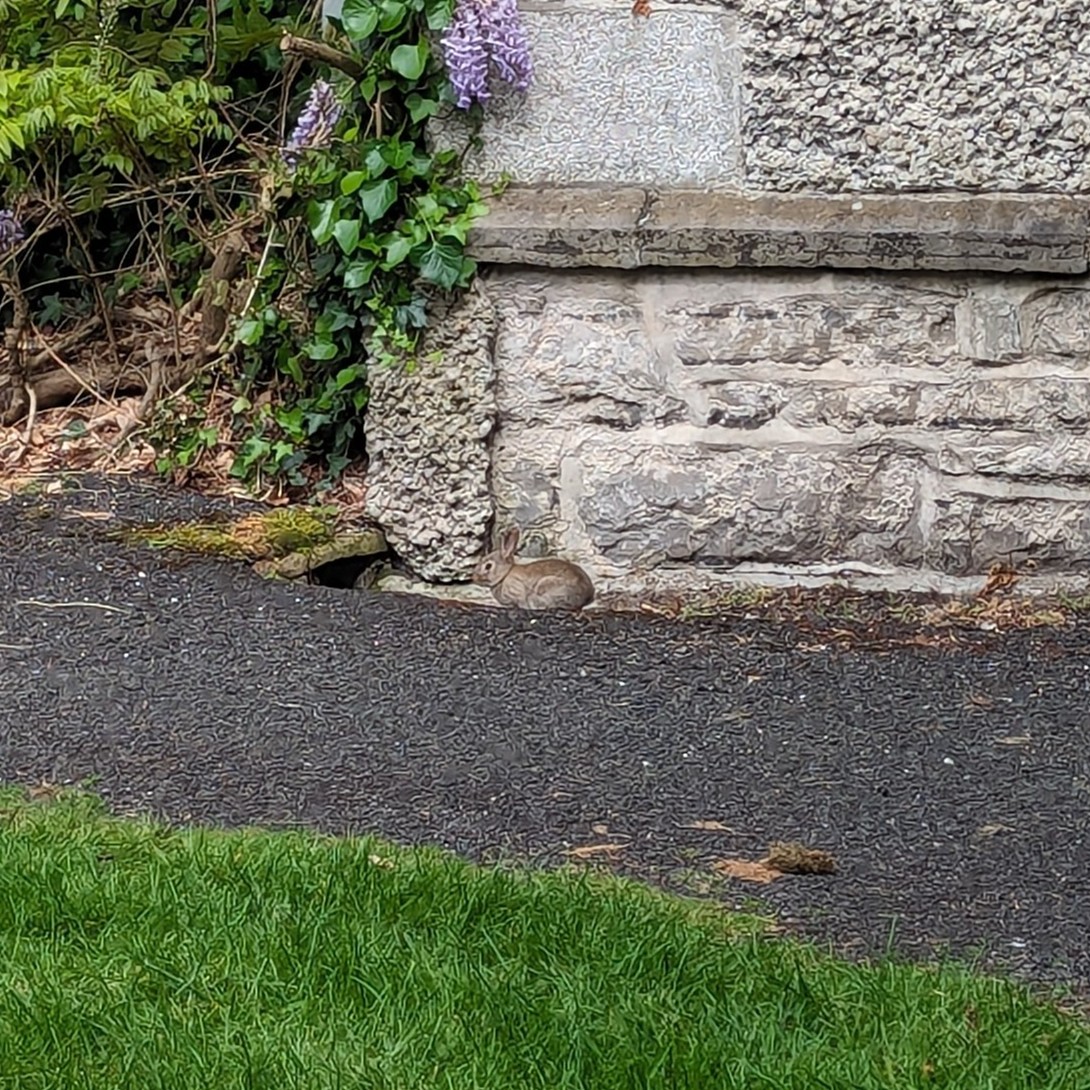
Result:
[118, 507, 339, 561]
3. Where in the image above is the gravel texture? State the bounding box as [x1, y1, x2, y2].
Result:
[3, 476, 1090, 990]
[741, 0, 1090, 192]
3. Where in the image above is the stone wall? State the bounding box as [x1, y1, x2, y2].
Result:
[443, 0, 1090, 194]
[365, 1, 1090, 593]
[487, 268, 1090, 587]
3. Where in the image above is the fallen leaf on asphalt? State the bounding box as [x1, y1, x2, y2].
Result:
[590, 822, 610, 835]
[681, 820, 736, 832]
[762, 841, 838, 875]
[974, 822, 1013, 839]
[965, 692, 995, 709]
[712, 858, 784, 884]
[565, 843, 625, 860]
[62, 509, 113, 521]
[26, 781, 64, 803]
[995, 735, 1031, 746]
[977, 563, 1019, 598]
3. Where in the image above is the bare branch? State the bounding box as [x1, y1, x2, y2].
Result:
[280, 31, 365, 80]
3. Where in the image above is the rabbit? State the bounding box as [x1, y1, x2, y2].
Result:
[472, 527, 595, 611]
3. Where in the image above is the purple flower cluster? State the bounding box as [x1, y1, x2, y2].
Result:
[441, 0, 533, 109]
[0, 209, 24, 256]
[283, 80, 343, 169]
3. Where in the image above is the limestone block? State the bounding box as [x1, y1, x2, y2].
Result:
[363, 287, 496, 581]
[571, 437, 922, 567]
[784, 383, 922, 430]
[934, 436, 1090, 482]
[663, 285, 958, 371]
[927, 496, 1090, 574]
[1021, 288, 1090, 360]
[437, 4, 740, 189]
[469, 189, 1090, 275]
[702, 381, 787, 429]
[491, 275, 687, 427]
[918, 378, 1090, 431]
[956, 293, 1023, 362]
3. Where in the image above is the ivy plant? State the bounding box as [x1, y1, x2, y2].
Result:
[225, 0, 492, 487]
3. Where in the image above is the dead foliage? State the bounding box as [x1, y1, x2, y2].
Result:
[762, 841, 837, 876]
[564, 842, 626, 862]
[712, 841, 838, 884]
[599, 576, 1086, 650]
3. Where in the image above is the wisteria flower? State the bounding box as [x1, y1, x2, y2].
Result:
[283, 80, 343, 169]
[441, 0, 534, 109]
[0, 209, 24, 257]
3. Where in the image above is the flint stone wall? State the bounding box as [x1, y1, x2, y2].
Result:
[367, 1, 1090, 590]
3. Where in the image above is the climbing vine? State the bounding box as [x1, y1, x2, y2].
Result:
[0, 0, 533, 493]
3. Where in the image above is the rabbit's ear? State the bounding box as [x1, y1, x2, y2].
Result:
[499, 527, 520, 559]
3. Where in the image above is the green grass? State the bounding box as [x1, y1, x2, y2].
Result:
[0, 792, 1085, 1089]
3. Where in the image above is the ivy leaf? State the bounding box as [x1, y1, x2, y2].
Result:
[335, 365, 363, 390]
[344, 259, 378, 289]
[406, 93, 440, 123]
[308, 199, 339, 245]
[237, 318, 264, 346]
[424, 0, 455, 29]
[383, 236, 414, 268]
[389, 41, 429, 80]
[307, 340, 340, 361]
[340, 171, 369, 195]
[360, 179, 398, 223]
[380, 140, 413, 169]
[417, 241, 464, 290]
[333, 218, 362, 255]
[341, 0, 380, 40]
[377, 0, 408, 31]
[364, 147, 387, 176]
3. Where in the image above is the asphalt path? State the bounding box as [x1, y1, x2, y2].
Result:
[2, 476, 1089, 991]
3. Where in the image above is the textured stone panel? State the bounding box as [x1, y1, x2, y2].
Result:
[1021, 289, 1090, 360]
[957, 293, 1023, 362]
[363, 287, 496, 581]
[573, 437, 922, 566]
[927, 496, 1090, 574]
[918, 378, 1090, 431]
[784, 383, 923, 430]
[935, 436, 1090, 482]
[702, 381, 787, 429]
[491, 275, 687, 427]
[436, 3, 740, 188]
[741, 0, 1090, 193]
[663, 287, 958, 371]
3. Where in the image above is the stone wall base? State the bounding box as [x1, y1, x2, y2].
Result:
[487, 265, 1090, 586]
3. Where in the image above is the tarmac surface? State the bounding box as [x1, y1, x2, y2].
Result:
[2, 475, 1089, 991]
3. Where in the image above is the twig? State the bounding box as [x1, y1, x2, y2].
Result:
[29, 320, 117, 411]
[54, 195, 124, 373]
[280, 31, 365, 79]
[11, 382, 38, 465]
[15, 599, 129, 614]
[25, 316, 103, 375]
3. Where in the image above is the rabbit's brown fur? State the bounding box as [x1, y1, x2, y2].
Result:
[472, 527, 594, 611]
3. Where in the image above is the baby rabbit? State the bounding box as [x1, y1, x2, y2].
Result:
[472, 527, 595, 611]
